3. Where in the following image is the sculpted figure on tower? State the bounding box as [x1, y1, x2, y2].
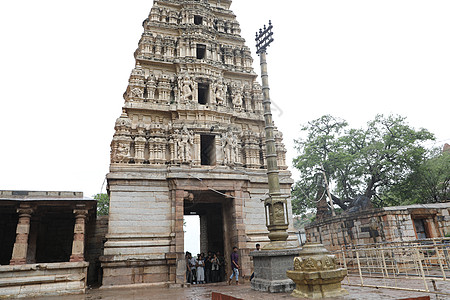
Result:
[232, 82, 243, 110]
[180, 75, 195, 102]
[215, 80, 227, 106]
[221, 128, 240, 165]
[179, 126, 193, 162]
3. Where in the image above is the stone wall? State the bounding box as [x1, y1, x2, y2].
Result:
[0, 262, 88, 298]
[86, 215, 109, 285]
[102, 167, 297, 286]
[306, 203, 450, 251]
[101, 177, 174, 286]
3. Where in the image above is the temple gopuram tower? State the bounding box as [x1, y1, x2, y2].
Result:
[102, 0, 296, 286]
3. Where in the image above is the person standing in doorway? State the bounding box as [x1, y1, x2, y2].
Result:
[190, 253, 197, 284]
[250, 243, 261, 281]
[228, 246, 240, 285]
[211, 253, 220, 283]
[185, 252, 193, 284]
[205, 251, 212, 283]
[196, 254, 205, 284]
[217, 251, 225, 282]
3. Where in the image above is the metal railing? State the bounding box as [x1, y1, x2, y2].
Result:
[333, 238, 450, 296]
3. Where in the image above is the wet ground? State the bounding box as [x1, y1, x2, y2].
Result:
[21, 281, 449, 300]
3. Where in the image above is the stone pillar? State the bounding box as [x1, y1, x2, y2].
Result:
[234, 189, 249, 278]
[174, 190, 186, 283]
[10, 204, 34, 265]
[193, 134, 201, 166]
[70, 208, 88, 262]
[26, 216, 40, 264]
[200, 214, 208, 253]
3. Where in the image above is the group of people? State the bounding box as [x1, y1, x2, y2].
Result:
[185, 251, 226, 284]
[186, 244, 261, 286]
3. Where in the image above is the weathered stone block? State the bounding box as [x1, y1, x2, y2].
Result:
[251, 248, 299, 293]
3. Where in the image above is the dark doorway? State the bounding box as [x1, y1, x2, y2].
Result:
[201, 135, 215, 165]
[194, 15, 203, 25]
[197, 44, 206, 59]
[0, 208, 18, 265]
[198, 83, 209, 105]
[35, 211, 75, 263]
[413, 219, 429, 239]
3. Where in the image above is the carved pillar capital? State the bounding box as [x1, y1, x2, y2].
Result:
[73, 209, 89, 218]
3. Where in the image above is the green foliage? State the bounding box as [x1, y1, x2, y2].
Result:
[94, 193, 109, 216]
[292, 212, 316, 231]
[386, 150, 450, 204]
[292, 114, 435, 215]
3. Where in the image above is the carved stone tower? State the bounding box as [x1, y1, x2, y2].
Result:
[102, 0, 296, 286]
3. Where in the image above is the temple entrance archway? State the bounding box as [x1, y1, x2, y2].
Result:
[183, 190, 234, 282]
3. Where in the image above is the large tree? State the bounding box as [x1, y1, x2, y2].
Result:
[386, 149, 450, 205]
[292, 114, 435, 214]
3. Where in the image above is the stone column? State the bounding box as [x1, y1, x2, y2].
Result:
[174, 190, 187, 283]
[193, 134, 201, 166]
[26, 216, 40, 264]
[10, 204, 34, 265]
[234, 189, 249, 277]
[70, 208, 88, 262]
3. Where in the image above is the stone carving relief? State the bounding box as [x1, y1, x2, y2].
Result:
[172, 126, 194, 163]
[170, 129, 181, 163]
[293, 255, 338, 272]
[134, 124, 147, 164]
[252, 83, 264, 113]
[157, 74, 171, 102]
[179, 75, 195, 102]
[273, 202, 285, 224]
[243, 84, 252, 111]
[125, 64, 145, 102]
[231, 83, 243, 110]
[242, 131, 260, 168]
[221, 129, 240, 165]
[274, 130, 288, 170]
[115, 142, 131, 163]
[131, 88, 144, 99]
[112, 2, 289, 171]
[303, 258, 317, 271]
[214, 80, 227, 106]
[322, 256, 337, 270]
[294, 257, 302, 271]
[146, 74, 157, 101]
[114, 111, 132, 134]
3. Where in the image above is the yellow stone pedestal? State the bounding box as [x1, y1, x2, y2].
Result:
[286, 243, 348, 299]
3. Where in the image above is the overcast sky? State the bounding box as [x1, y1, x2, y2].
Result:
[1, 1, 449, 197]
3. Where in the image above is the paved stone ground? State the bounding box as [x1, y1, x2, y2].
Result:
[21, 281, 449, 300]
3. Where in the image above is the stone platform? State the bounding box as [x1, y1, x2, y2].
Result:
[0, 262, 88, 299]
[251, 248, 300, 293]
[17, 281, 448, 300]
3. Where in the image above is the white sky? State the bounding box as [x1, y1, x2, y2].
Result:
[0, 1, 449, 197]
[184, 215, 200, 255]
